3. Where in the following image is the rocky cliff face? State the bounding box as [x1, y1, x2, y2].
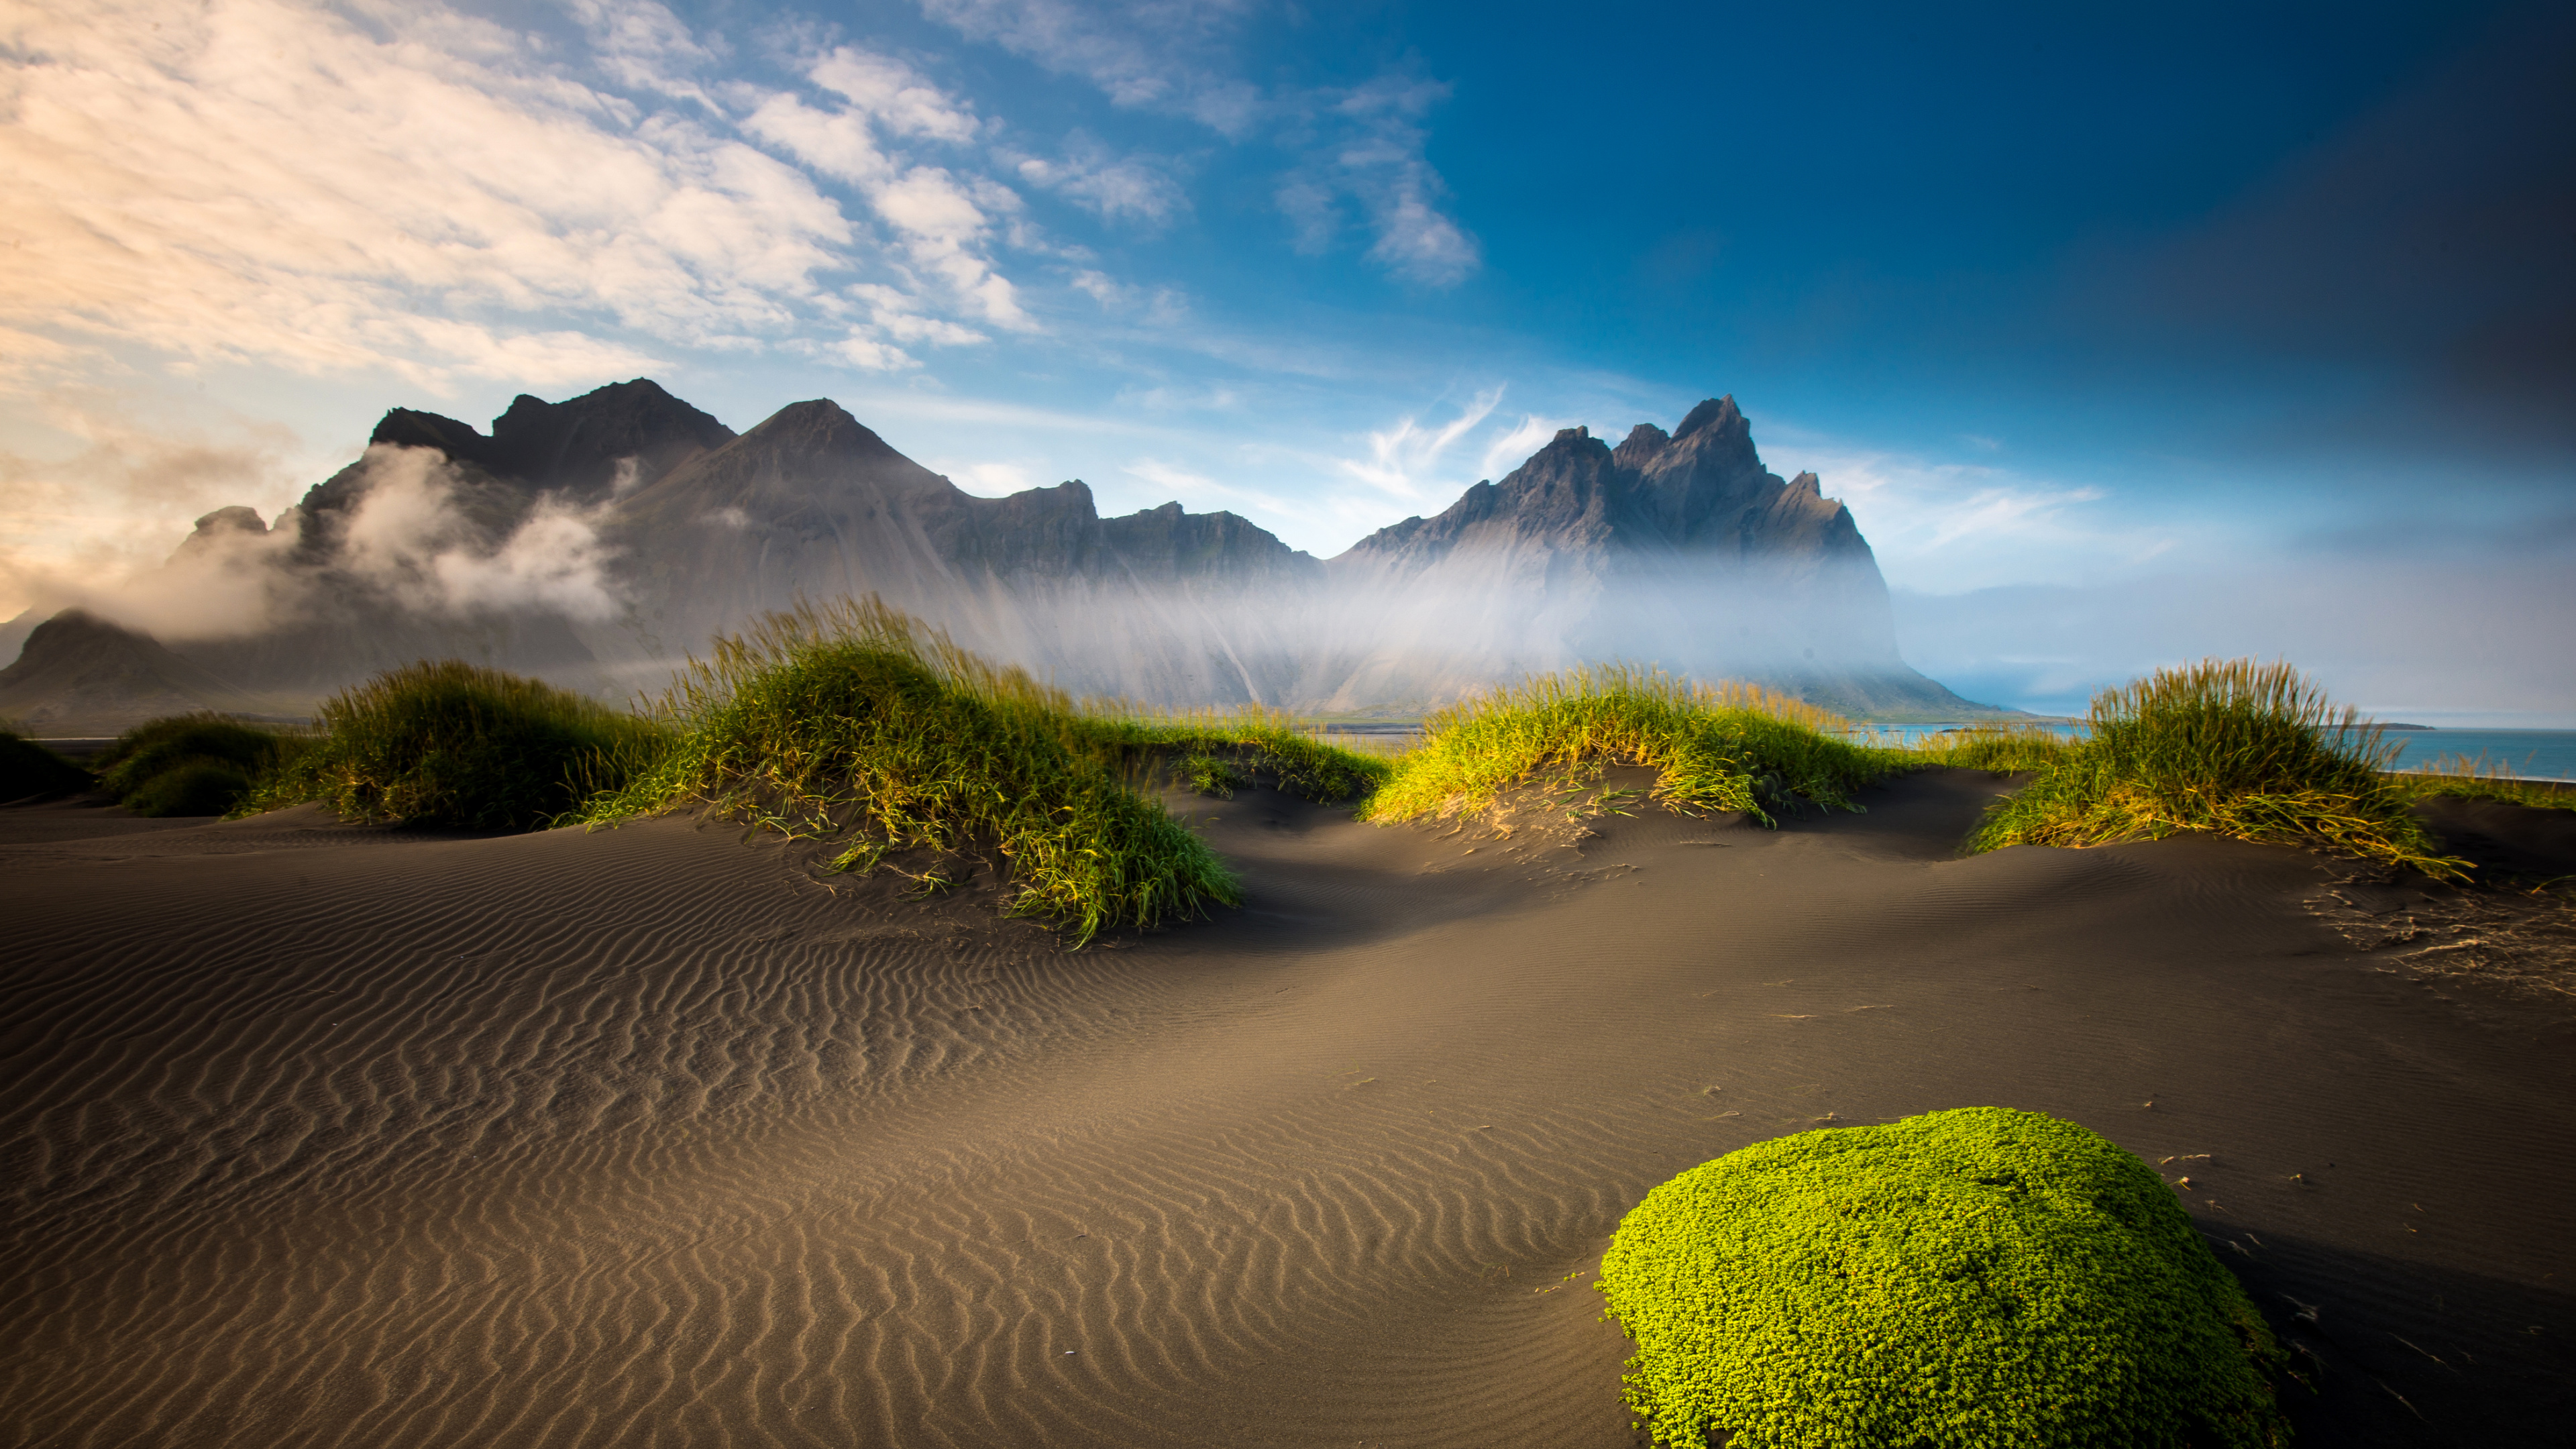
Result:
[1342, 398, 1868, 577]
[1303, 396, 1960, 712]
[598, 398, 1320, 699]
[3, 381, 1998, 728]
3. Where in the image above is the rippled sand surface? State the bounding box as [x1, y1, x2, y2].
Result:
[3, 773, 2570, 1447]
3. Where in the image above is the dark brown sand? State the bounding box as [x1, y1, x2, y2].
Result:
[3, 771, 2570, 1448]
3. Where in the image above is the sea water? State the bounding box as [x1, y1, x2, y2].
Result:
[1844, 723, 2576, 782]
[2380, 729, 2576, 782]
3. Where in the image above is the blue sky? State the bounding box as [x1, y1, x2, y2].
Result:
[3, 1, 2569, 720]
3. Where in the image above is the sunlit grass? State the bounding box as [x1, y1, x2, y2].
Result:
[1967, 658, 2468, 877]
[2385, 753, 2575, 813]
[1362, 663, 1892, 828]
[577, 597, 1391, 944]
[1889, 722, 2079, 775]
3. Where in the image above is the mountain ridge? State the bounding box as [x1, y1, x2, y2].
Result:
[1, 380, 2005, 729]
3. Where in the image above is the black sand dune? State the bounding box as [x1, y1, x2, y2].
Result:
[2, 772, 2569, 1447]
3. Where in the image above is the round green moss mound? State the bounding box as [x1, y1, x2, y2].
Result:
[1597, 1107, 2287, 1449]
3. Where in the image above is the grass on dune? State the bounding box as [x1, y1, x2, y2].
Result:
[2387, 754, 2576, 813]
[1086, 705, 1392, 803]
[1, 720, 91, 802]
[1968, 658, 2469, 877]
[242, 659, 667, 830]
[1894, 722, 2078, 775]
[95, 712, 307, 816]
[580, 597, 1362, 944]
[1362, 664, 1892, 829]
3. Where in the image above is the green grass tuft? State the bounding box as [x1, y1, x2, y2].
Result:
[1968, 657, 2467, 877]
[1362, 664, 1890, 828]
[1598, 1107, 2290, 1449]
[580, 597, 1246, 945]
[1897, 722, 2079, 775]
[95, 712, 303, 816]
[2387, 754, 2576, 814]
[1089, 705, 1393, 804]
[244, 660, 666, 830]
[1, 720, 91, 802]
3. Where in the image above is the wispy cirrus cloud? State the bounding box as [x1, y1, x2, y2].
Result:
[1281, 76, 1483, 287]
[917, 0, 1263, 132]
[918, 0, 1482, 286]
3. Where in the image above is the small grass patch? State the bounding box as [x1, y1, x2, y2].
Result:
[1897, 722, 2079, 775]
[2387, 755, 2576, 813]
[243, 660, 666, 830]
[1362, 664, 1890, 829]
[1969, 658, 2467, 877]
[1598, 1107, 2289, 1449]
[581, 597, 1250, 945]
[1, 720, 91, 801]
[1089, 706, 1393, 803]
[95, 713, 305, 817]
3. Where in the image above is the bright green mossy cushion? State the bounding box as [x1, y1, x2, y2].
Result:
[1597, 1107, 2287, 1449]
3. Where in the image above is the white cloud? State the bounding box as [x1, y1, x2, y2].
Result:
[1780, 439, 2161, 593]
[0, 394, 307, 623]
[810, 46, 983, 142]
[570, 0, 724, 110]
[918, 0, 1262, 133]
[932, 460, 1038, 496]
[738, 50, 1036, 331]
[334, 445, 623, 621]
[922, 0, 1477, 285]
[1124, 457, 1294, 515]
[0, 0, 894, 390]
[0, 0, 1072, 398]
[1333, 388, 1504, 502]
[1476, 415, 1562, 483]
[1010, 136, 1188, 227]
[1322, 77, 1482, 287]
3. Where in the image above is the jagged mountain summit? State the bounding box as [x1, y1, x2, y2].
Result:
[0, 380, 2000, 731]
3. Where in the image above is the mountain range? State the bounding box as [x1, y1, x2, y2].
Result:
[0, 380, 1999, 733]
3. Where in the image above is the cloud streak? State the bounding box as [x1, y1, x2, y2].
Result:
[0, 0, 1076, 394]
[919, 0, 1481, 286]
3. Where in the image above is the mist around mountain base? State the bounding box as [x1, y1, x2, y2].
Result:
[0, 381, 2009, 735]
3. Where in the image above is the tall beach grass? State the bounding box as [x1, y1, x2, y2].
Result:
[1362, 664, 1892, 829]
[1968, 658, 2467, 877]
[244, 659, 667, 830]
[580, 597, 1281, 944]
[97, 712, 306, 816]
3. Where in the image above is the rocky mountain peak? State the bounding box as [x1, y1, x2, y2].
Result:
[170, 506, 270, 562]
[1672, 395, 1745, 441]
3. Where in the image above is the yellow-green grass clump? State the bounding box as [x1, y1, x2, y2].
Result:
[96, 712, 306, 817]
[581, 597, 1246, 945]
[243, 660, 667, 830]
[1363, 664, 1888, 828]
[1901, 722, 2079, 775]
[1095, 705, 1392, 803]
[1969, 657, 2466, 876]
[2387, 752, 2576, 814]
[1599, 1107, 2288, 1449]
[1, 720, 92, 802]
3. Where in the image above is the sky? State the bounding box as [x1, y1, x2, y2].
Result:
[3, 0, 2570, 721]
